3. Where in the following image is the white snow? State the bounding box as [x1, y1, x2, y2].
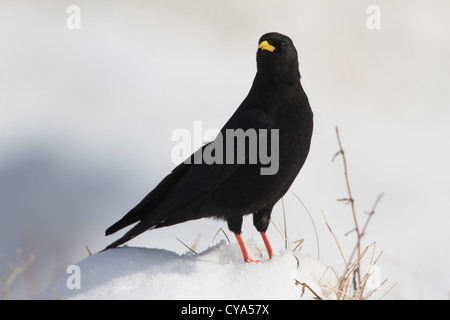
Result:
[37, 241, 336, 300]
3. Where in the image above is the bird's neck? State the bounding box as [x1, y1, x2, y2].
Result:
[253, 70, 302, 92]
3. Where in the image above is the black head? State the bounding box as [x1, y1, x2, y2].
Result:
[256, 32, 300, 84]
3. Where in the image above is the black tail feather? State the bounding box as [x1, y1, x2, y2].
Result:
[103, 220, 157, 251]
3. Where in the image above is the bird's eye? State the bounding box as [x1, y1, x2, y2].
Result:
[280, 41, 287, 50]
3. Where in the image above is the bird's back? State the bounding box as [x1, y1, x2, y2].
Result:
[194, 79, 313, 220]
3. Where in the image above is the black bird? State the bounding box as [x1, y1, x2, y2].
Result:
[104, 32, 313, 262]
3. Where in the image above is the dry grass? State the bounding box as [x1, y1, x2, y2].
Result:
[321, 210, 396, 299]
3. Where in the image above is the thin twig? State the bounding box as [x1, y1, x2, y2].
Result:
[295, 279, 323, 300]
[334, 126, 361, 286]
[324, 127, 390, 299]
[2, 254, 35, 300]
[348, 193, 383, 263]
[361, 194, 384, 237]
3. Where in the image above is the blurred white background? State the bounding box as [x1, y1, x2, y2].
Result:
[1, 0, 449, 299]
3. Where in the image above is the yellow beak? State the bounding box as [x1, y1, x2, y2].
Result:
[258, 40, 275, 52]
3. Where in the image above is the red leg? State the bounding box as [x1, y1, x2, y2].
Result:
[260, 232, 274, 259]
[235, 233, 257, 263]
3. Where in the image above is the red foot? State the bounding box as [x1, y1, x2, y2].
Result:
[234, 232, 274, 263]
[244, 257, 261, 263]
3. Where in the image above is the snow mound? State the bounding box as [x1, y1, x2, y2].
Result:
[37, 241, 336, 300]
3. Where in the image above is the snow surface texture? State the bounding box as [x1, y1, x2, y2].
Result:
[38, 241, 336, 300]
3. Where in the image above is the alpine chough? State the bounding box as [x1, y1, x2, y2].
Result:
[104, 32, 313, 262]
